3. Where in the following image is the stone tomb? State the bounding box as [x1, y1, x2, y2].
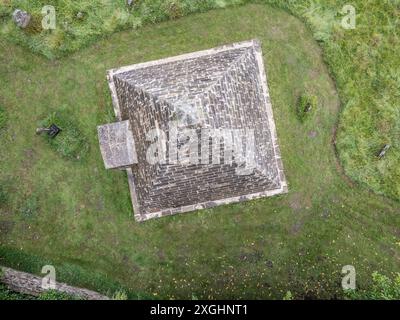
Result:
[98, 40, 287, 221]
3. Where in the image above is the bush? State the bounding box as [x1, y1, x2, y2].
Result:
[39, 108, 89, 160]
[345, 272, 400, 300]
[297, 93, 317, 122]
[112, 289, 128, 300]
[283, 291, 293, 300]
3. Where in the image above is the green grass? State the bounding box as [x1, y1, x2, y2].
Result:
[297, 93, 318, 122]
[0, 105, 6, 130]
[0, 3, 400, 299]
[38, 289, 78, 300]
[39, 108, 89, 160]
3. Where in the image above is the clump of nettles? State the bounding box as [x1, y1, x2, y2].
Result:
[112, 289, 128, 300]
[297, 93, 317, 122]
[345, 272, 400, 300]
[0, 106, 6, 130]
[39, 108, 89, 160]
[38, 289, 78, 300]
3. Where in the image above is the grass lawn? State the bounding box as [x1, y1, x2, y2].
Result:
[1, 3, 400, 299]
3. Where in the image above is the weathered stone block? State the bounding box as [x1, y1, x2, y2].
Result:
[12, 9, 31, 28]
[98, 120, 137, 169]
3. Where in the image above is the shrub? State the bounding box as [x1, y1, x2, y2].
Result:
[112, 289, 128, 300]
[283, 291, 293, 300]
[297, 93, 317, 122]
[345, 272, 400, 300]
[39, 108, 89, 160]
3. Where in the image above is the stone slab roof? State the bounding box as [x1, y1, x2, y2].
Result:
[101, 39, 287, 221]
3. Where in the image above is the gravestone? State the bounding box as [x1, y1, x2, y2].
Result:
[35, 124, 61, 138]
[12, 9, 31, 28]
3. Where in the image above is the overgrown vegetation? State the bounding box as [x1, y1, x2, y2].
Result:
[112, 289, 128, 300]
[0, 0, 246, 59]
[38, 289, 78, 300]
[261, 0, 400, 200]
[346, 272, 400, 300]
[283, 291, 293, 300]
[39, 108, 89, 160]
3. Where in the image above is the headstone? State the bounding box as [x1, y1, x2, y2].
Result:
[12, 9, 31, 28]
[35, 124, 61, 138]
[48, 124, 61, 138]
